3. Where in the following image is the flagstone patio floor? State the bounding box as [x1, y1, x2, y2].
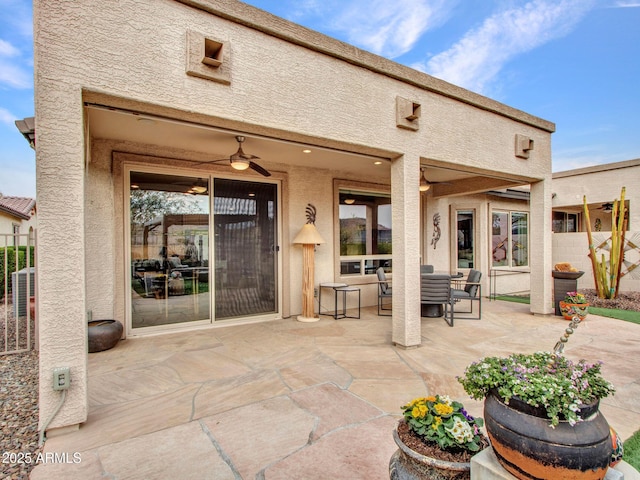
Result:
[30, 300, 640, 479]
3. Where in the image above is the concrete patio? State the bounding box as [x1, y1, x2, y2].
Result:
[31, 300, 640, 479]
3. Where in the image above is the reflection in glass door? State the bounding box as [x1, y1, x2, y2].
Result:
[129, 171, 210, 329]
[213, 179, 277, 319]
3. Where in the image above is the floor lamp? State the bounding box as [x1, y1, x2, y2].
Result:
[293, 222, 325, 322]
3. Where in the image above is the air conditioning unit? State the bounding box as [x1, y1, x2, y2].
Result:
[11, 267, 36, 317]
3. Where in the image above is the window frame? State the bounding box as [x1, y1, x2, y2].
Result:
[491, 209, 529, 269]
[334, 179, 391, 284]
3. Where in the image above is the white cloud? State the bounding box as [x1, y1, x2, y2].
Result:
[0, 39, 19, 56]
[613, 1, 640, 7]
[0, 59, 31, 89]
[419, 0, 596, 94]
[296, 0, 456, 58]
[0, 107, 16, 125]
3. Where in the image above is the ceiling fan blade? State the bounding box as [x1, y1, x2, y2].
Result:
[249, 161, 271, 177]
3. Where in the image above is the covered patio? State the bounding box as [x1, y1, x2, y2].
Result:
[31, 301, 640, 479]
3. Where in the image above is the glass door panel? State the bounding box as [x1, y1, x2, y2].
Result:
[130, 172, 210, 329]
[456, 210, 474, 269]
[213, 179, 277, 319]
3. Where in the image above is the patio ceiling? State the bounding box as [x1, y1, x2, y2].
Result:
[85, 105, 392, 182]
[85, 104, 531, 196]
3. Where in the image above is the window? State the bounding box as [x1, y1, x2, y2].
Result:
[492, 211, 528, 268]
[456, 210, 474, 269]
[338, 189, 391, 275]
[552, 212, 578, 233]
[12, 224, 20, 247]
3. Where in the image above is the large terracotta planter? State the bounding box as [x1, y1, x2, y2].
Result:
[389, 427, 472, 480]
[484, 390, 612, 480]
[559, 301, 589, 321]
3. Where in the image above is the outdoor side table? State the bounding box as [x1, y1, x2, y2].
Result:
[318, 282, 347, 317]
[334, 286, 361, 319]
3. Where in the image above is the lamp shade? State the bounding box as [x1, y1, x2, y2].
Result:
[293, 223, 326, 245]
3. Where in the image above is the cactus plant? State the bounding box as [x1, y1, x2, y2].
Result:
[583, 187, 627, 299]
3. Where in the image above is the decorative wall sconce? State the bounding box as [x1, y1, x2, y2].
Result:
[292, 204, 325, 322]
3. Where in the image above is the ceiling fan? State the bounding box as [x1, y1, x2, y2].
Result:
[594, 202, 614, 212]
[419, 167, 451, 192]
[226, 136, 271, 177]
[187, 135, 272, 177]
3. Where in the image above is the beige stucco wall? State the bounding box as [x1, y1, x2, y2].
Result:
[0, 210, 36, 240]
[34, 0, 553, 432]
[552, 232, 640, 293]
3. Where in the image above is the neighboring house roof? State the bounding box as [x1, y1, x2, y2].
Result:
[553, 158, 640, 179]
[0, 196, 36, 221]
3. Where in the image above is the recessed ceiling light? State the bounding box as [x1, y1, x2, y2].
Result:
[374, 161, 382, 165]
[302, 149, 312, 154]
[130, 183, 140, 189]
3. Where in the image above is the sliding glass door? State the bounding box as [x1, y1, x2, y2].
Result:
[129, 170, 278, 331]
[213, 178, 277, 319]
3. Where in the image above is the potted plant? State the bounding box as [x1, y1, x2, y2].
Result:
[458, 351, 615, 479]
[559, 291, 589, 320]
[390, 394, 488, 480]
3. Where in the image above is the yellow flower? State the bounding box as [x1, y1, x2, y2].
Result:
[411, 406, 421, 418]
[425, 396, 437, 402]
[434, 403, 454, 416]
[432, 416, 442, 430]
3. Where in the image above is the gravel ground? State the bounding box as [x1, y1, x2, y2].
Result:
[0, 290, 638, 480]
[0, 350, 40, 480]
[582, 289, 640, 312]
[1, 303, 40, 480]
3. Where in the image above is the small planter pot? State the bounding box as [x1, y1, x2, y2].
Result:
[484, 390, 612, 480]
[88, 320, 123, 353]
[559, 301, 589, 321]
[389, 427, 472, 480]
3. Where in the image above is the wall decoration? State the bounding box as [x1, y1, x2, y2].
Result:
[431, 213, 441, 249]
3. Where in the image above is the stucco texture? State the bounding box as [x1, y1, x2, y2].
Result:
[33, 0, 553, 432]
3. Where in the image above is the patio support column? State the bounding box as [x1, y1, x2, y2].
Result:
[34, 7, 88, 434]
[390, 154, 421, 347]
[529, 176, 554, 315]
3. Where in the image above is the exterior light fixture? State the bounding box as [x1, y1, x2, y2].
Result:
[419, 168, 431, 192]
[293, 204, 325, 323]
[230, 158, 250, 170]
[302, 149, 312, 154]
[344, 198, 355, 205]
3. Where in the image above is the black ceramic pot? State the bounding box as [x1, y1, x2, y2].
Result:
[484, 390, 612, 480]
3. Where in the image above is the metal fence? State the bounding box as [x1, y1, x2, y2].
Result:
[1, 230, 36, 355]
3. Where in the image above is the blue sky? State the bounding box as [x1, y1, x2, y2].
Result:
[1, 0, 639, 198]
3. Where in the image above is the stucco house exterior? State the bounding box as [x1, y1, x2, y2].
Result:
[30, 0, 555, 437]
[552, 159, 640, 292]
[0, 195, 36, 244]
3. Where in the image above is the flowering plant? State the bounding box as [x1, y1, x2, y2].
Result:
[401, 394, 485, 453]
[564, 291, 587, 304]
[458, 351, 615, 427]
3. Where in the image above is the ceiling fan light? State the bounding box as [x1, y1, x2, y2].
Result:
[230, 158, 250, 170]
[419, 176, 430, 192]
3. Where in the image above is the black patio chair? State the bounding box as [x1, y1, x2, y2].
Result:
[376, 267, 392, 316]
[420, 274, 454, 327]
[451, 269, 482, 320]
